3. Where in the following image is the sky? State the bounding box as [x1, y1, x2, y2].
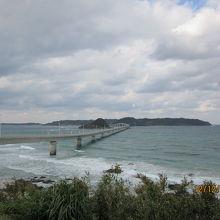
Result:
[178, 0, 207, 10]
[0, 0, 220, 124]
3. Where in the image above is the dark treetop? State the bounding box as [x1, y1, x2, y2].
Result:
[79, 118, 110, 129]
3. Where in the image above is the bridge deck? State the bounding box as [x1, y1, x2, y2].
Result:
[0, 125, 129, 145]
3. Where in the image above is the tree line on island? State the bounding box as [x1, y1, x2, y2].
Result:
[45, 117, 211, 127]
[2, 117, 211, 127]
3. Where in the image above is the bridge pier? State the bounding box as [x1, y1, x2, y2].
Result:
[91, 135, 96, 142]
[76, 137, 82, 147]
[50, 141, 57, 156]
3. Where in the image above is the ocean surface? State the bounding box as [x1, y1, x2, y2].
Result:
[0, 125, 220, 185]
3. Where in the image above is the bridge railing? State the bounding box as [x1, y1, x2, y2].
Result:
[0, 123, 130, 156]
[0, 123, 129, 138]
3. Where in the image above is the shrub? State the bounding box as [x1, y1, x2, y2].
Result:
[47, 178, 91, 220]
[104, 164, 123, 174]
[92, 173, 135, 220]
[1, 170, 220, 220]
[2, 179, 38, 200]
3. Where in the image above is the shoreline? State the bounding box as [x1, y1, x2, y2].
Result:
[1, 162, 220, 189]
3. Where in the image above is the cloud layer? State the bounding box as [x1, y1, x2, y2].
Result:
[0, 0, 220, 123]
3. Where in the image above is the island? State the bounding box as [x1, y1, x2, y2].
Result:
[79, 118, 110, 129]
[115, 117, 211, 126]
[2, 117, 211, 126]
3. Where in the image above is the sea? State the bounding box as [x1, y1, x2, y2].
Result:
[0, 125, 220, 186]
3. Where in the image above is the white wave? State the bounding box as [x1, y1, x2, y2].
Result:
[19, 155, 36, 160]
[6, 155, 220, 186]
[74, 150, 85, 153]
[20, 145, 35, 150]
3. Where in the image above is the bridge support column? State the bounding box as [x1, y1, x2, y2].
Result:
[50, 141, 57, 156]
[76, 137, 82, 147]
[91, 135, 96, 142]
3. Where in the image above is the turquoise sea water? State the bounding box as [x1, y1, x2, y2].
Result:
[0, 125, 220, 185]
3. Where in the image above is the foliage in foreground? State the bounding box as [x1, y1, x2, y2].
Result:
[1, 166, 220, 220]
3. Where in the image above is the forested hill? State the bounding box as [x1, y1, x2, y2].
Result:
[44, 119, 116, 126]
[79, 118, 110, 129]
[116, 117, 211, 126]
[44, 117, 211, 126]
[45, 120, 93, 126]
[4, 118, 210, 126]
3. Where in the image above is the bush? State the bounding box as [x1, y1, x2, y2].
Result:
[47, 178, 91, 220]
[104, 164, 123, 174]
[2, 179, 38, 200]
[92, 173, 135, 220]
[1, 168, 220, 220]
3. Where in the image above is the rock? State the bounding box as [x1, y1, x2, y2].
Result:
[30, 177, 54, 184]
[40, 176, 46, 179]
[168, 184, 180, 190]
[31, 178, 42, 183]
[42, 179, 54, 184]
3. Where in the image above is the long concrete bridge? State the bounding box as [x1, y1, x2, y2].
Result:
[0, 123, 129, 155]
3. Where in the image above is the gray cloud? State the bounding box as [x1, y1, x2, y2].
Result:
[0, 0, 220, 123]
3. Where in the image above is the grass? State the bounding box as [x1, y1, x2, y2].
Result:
[1, 165, 220, 220]
[0, 215, 13, 220]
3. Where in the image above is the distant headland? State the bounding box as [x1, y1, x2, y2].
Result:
[115, 117, 211, 126]
[3, 117, 211, 126]
[38, 117, 212, 126]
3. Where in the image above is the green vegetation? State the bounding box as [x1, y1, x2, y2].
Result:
[79, 118, 110, 129]
[1, 166, 220, 220]
[3, 117, 211, 126]
[104, 163, 123, 174]
[117, 117, 211, 126]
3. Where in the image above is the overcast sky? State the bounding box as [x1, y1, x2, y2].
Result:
[0, 0, 220, 124]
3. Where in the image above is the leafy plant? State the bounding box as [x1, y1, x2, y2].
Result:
[1, 169, 220, 220]
[104, 164, 123, 174]
[47, 178, 91, 220]
[92, 173, 134, 220]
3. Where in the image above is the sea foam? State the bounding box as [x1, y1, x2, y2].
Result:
[20, 145, 35, 150]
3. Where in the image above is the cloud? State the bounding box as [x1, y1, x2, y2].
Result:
[0, 0, 220, 123]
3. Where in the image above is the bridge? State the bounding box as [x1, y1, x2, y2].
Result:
[0, 123, 129, 155]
